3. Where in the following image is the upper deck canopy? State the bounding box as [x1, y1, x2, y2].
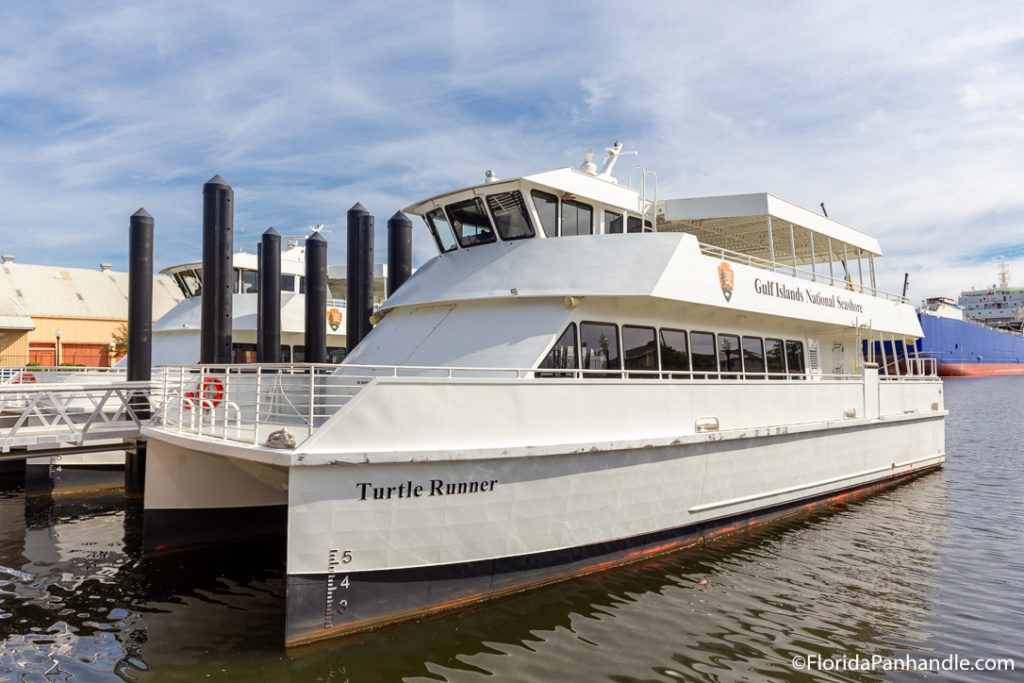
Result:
[660, 193, 881, 262]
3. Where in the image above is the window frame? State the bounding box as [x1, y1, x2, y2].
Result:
[579, 320, 621, 378]
[659, 327, 691, 379]
[622, 324, 658, 378]
[447, 197, 498, 248]
[530, 190, 559, 238]
[425, 207, 459, 253]
[486, 190, 536, 241]
[689, 330, 718, 379]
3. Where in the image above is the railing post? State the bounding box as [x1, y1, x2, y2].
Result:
[308, 367, 315, 437]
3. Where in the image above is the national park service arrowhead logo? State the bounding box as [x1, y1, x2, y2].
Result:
[718, 262, 734, 302]
[327, 308, 342, 332]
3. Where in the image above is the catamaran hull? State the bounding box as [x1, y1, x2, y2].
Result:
[140, 411, 945, 647]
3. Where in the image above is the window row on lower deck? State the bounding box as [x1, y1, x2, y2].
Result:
[537, 321, 807, 379]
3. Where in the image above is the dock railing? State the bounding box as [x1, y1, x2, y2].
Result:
[0, 379, 151, 454]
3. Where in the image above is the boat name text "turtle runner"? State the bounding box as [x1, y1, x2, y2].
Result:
[753, 278, 864, 313]
[356, 479, 499, 501]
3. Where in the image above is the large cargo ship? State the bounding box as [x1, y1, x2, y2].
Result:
[916, 296, 1024, 376]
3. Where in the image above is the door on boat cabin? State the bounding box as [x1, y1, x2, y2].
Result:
[832, 342, 845, 375]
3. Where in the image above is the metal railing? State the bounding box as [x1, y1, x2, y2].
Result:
[698, 243, 908, 303]
[0, 380, 151, 453]
[154, 361, 940, 449]
[0, 366, 126, 384]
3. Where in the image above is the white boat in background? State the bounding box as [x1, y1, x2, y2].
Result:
[153, 238, 351, 366]
[141, 142, 946, 646]
[23, 238, 387, 495]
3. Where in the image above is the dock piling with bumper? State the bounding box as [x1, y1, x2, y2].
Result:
[126, 208, 153, 498]
[200, 175, 234, 364]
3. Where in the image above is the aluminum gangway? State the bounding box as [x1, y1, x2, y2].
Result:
[0, 378, 153, 461]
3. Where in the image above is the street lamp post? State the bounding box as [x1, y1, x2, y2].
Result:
[55, 328, 61, 366]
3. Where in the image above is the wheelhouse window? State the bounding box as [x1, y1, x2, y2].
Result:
[281, 274, 295, 292]
[742, 336, 766, 378]
[487, 191, 535, 241]
[537, 323, 577, 377]
[660, 328, 690, 378]
[530, 190, 558, 237]
[765, 338, 785, 377]
[718, 334, 742, 378]
[606, 211, 623, 234]
[173, 269, 202, 298]
[786, 340, 806, 376]
[580, 321, 620, 377]
[622, 325, 657, 377]
[447, 198, 496, 247]
[690, 331, 717, 378]
[426, 208, 458, 253]
[561, 200, 593, 236]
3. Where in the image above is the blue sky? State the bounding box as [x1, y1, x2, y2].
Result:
[2, 1, 1023, 300]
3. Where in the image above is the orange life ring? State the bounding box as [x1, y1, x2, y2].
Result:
[183, 376, 224, 410]
[12, 372, 36, 384]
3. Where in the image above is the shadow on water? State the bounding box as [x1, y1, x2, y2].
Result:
[1, 378, 1022, 681]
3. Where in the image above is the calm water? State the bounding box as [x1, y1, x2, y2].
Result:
[1, 378, 1022, 682]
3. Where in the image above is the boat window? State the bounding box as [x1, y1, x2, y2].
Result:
[627, 216, 652, 233]
[719, 334, 742, 378]
[327, 346, 346, 364]
[487, 191, 535, 241]
[537, 323, 578, 377]
[174, 269, 202, 298]
[786, 340, 806, 377]
[561, 200, 593, 237]
[232, 343, 257, 363]
[281, 274, 295, 292]
[299, 277, 305, 294]
[240, 269, 258, 294]
[660, 328, 690, 378]
[530, 190, 558, 237]
[426, 208, 458, 253]
[280, 345, 292, 362]
[622, 325, 657, 377]
[580, 321, 620, 377]
[293, 345, 305, 362]
[742, 336, 766, 378]
[690, 331, 717, 378]
[606, 211, 623, 234]
[447, 197, 497, 247]
[765, 338, 785, 378]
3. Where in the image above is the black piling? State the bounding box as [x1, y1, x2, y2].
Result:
[357, 213, 375, 344]
[200, 175, 233, 364]
[387, 211, 413, 296]
[258, 228, 282, 363]
[126, 208, 153, 498]
[304, 232, 328, 363]
[346, 203, 368, 352]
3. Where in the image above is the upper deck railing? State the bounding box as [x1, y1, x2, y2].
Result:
[698, 243, 908, 303]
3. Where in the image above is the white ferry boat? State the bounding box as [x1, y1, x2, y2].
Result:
[141, 143, 946, 646]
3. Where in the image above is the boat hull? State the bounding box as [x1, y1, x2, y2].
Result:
[918, 312, 1024, 377]
[278, 413, 944, 646]
[285, 462, 940, 646]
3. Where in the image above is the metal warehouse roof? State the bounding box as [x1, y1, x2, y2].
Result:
[0, 261, 181, 320]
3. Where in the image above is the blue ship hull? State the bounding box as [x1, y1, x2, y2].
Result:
[916, 313, 1024, 376]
